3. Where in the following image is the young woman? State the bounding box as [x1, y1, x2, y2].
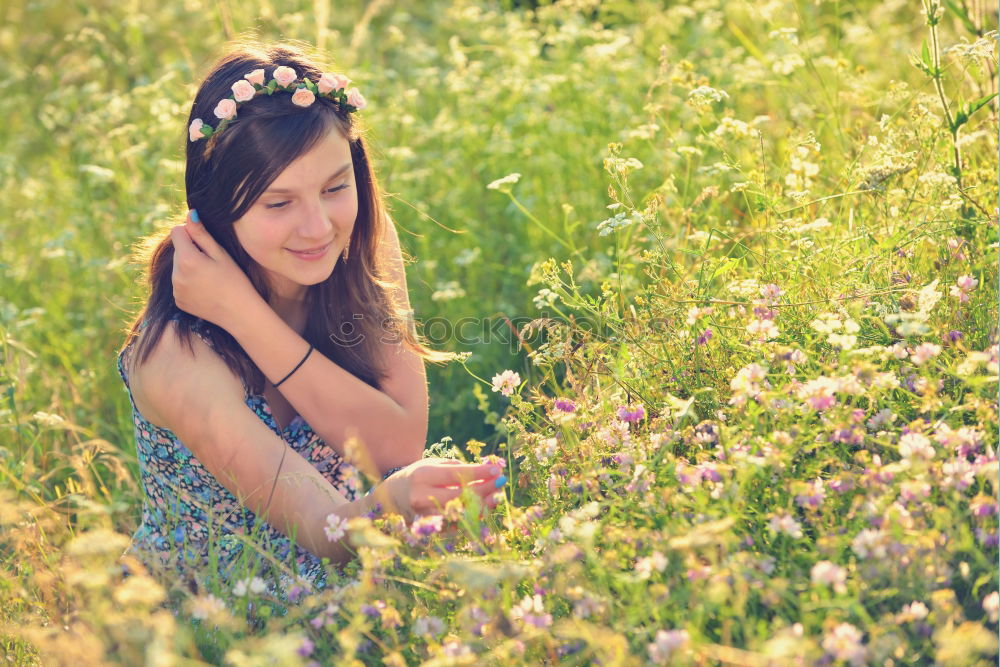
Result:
[116, 42, 503, 598]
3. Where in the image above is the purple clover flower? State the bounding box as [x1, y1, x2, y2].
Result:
[616, 404, 646, 422]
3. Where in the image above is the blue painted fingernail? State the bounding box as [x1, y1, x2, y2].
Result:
[494, 475, 507, 489]
[190, 209, 200, 223]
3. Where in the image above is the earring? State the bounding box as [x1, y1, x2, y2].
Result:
[341, 239, 350, 263]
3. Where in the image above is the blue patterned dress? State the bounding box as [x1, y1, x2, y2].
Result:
[117, 314, 360, 600]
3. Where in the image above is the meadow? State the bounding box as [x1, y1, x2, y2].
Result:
[1, 0, 998, 664]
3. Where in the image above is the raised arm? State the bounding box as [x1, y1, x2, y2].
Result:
[171, 215, 428, 475]
[129, 320, 499, 564]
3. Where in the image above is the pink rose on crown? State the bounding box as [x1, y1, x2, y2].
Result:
[346, 87, 366, 109]
[318, 72, 351, 94]
[213, 99, 237, 120]
[188, 118, 205, 142]
[245, 69, 265, 86]
[291, 87, 316, 107]
[231, 79, 255, 102]
[272, 66, 297, 88]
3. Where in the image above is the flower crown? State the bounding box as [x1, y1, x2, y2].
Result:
[189, 66, 367, 143]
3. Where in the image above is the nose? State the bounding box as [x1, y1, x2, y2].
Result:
[298, 196, 334, 240]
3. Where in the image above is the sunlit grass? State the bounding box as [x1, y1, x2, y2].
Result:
[1, 0, 997, 663]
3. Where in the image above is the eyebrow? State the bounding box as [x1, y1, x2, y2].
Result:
[263, 162, 353, 195]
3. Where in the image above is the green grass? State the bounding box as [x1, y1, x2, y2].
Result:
[1, 0, 997, 664]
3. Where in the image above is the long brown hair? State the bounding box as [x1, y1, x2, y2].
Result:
[119, 41, 450, 395]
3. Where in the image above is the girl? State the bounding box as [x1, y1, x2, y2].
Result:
[116, 41, 503, 599]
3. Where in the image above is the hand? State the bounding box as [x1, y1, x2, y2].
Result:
[169, 210, 262, 330]
[374, 458, 506, 523]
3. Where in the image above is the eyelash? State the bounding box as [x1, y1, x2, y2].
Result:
[265, 184, 349, 210]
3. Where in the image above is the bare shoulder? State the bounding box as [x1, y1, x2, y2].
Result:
[129, 319, 246, 434]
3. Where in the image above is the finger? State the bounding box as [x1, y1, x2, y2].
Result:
[170, 224, 197, 257]
[422, 462, 501, 487]
[182, 210, 217, 258]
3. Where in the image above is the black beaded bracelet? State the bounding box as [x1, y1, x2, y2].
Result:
[273, 344, 313, 388]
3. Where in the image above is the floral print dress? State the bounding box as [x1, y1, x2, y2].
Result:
[116, 313, 360, 600]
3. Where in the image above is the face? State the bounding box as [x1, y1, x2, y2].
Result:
[233, 126, 358, 304]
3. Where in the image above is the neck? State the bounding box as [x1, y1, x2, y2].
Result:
[269, 293, 308, 335]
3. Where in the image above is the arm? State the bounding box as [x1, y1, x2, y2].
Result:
[131, 321, 501, 563]
[179, 216, 428, 475]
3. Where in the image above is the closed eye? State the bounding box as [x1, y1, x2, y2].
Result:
[264, 184, 350, 210]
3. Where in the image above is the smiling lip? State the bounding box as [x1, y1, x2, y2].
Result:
[286, 241, 332, 259]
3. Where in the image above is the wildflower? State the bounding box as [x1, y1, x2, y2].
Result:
[297, 638, 314, 658]
[491, 370, 521, 396]
[810, 561, 847, 594]
[442, 641, 472, 657]
[648, 629, 689, 664]
[616, 403, 645, 423]
[687, 85, 729, 107]
[233, 576, 267, 597]
[898, 432, 935, 461]
[983, 591, 999, 623]
[747, 317, 779, 341]
[189, 593, 227, 620]
[851, 528, 887, 559]
[324, 513, 349, 542]
[822, 622, 867, 666]
[867, 408, 895, 431]
[970, 495, 998, 517]
[636, 551, 668, 580]
[899, 480, 931, 503]
[596, 209, 641, 236]
[412, 615, 445, 638]
[553, 398, 577, 412]
[769, 513, 803, 539]
[697, 328, 713, 345]
[900, 601, 929, 621]
[795, 477, 827, 509]
[411, 515, 444, 538]
[952, 273, 979, 303]
[796, 376, 838, 411]
[910, 342, 941, 365]
[535, 437, 558, 462]
[942, 457, 977, 490]
[511, 594, 553, 629]
[486, 172, 521, 192]
[532, 288, 558, 309]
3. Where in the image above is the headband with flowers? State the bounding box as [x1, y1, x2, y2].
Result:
[189, 65, 367, 143]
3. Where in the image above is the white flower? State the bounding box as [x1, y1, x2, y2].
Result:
[486, 172, 521, 192]
[648, 629, 689, 664]
[983, 591, 999, 623]
[810, 561, 847, 594]
[910, 342, 941, 365]
[851, 528, 887, 559]
[769, 513, 803, 539]
[687, 85, 730, 107]
[900, 601, 929, 621]
[189, 593, 227, 620]
[822, 622, 866, 666]
[491, 370, 521, 397]
[898, 432, 935, 461]
[233, 576, 266, 597]
[324, 513, 349, 542]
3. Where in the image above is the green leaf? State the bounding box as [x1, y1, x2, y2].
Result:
[200, 124, 213, 137]
[942, 0, 979, 34]
[921, 39, 931, 70]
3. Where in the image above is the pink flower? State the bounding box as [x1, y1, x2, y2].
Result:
[616, 404, 645, 423]
[245, 68, 265, 86]
[411, 514, 444, 538]
[323, 513, 348, 541]
[346, 87, 367, 109]
[318, 72, 351, 94]
[188, 118, 205, 142]
[491, 370, 521, 396]
[910, 342, 941, 366]
[273, 65, 298, 88]
[950, 275, 978, 303]
[291, 87, 316, 107]
[213, 98, 237, 120]
[231, 79, 255, 102]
